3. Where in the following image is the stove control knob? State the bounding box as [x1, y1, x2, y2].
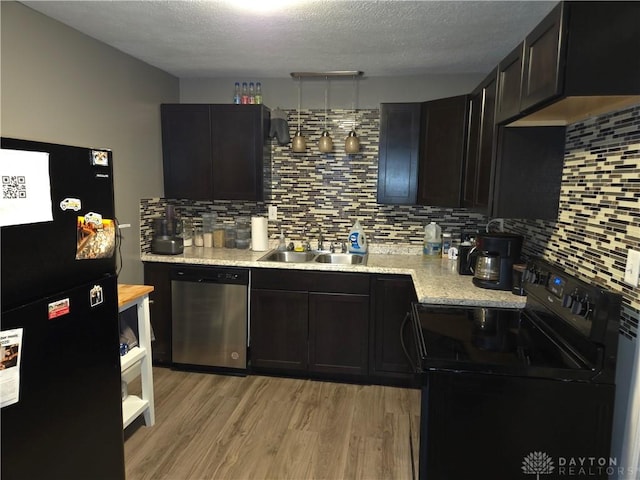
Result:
[562, 293, 573, 308]
[571, 299, 585, 315]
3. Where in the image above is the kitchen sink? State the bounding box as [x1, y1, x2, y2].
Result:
[314, 253, 367, 265]
[258, 250, 368, 265]
[258, 251, 317, 263]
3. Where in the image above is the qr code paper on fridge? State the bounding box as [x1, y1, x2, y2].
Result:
[2, 176, 27, 199]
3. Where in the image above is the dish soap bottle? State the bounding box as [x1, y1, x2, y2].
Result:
[348, 219, 368, 254]
[423, 221, 442, 256]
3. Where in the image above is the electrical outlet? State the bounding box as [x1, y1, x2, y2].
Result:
[624, 249, 640, 287]
[268, 205, 277, 221]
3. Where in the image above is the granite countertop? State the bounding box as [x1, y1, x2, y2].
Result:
[142, 247, 527, 309]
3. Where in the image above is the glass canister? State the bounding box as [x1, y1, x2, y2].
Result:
[180, 218, 194, 247]
[193, 217, 204, 247]
[235, 216, 251, 249]
[213, 223, 226, 248]
[202, 213, 216, 248]
[224, 225, 237, 248]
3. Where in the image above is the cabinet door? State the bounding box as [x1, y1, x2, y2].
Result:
[372, 276, 417, 379]
[143, 262, 172, 365]
[520, 2, 564, 113]
[308, 292, 369, 376]
[492, 126, 565, 220]
[250, 289, 308, 371]
[160, 104, 213, 199]
[377, 103, 421, 205]
[210, 105, 268, 201]
[495, 43, 524, 125]
[475, 71, 497, 210]
[464, 69, 498, 210]
[417, 95, 469, 207]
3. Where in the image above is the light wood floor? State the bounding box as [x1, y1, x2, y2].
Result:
[124, 367, 420, 480]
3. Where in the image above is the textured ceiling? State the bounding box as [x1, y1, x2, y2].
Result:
[22, 0, 557, 78]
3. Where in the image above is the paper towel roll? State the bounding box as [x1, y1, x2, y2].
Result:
[251, 216, 269, 251]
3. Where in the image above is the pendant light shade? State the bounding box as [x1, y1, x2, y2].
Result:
[292, 132, 306, 152]
[319, 131, 333, 152]
[345, 130, 360, 154]
[319, 77, 333, 153]
[292, 78, 306, 153]
[345, 74, 360, 154]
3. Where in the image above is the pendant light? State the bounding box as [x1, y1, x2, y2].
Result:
[345, 73, 360, 154]
[292, 78, 306, 152]
[318, 76, 333, 153]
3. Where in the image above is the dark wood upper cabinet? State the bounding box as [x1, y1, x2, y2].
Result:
[377, 103, 421, 205]
[161, 104, 213, 200]
[491, 126, 566, 220]
[463, 68, 497, 211]
[417, 95, 469, 207]
[378, 97, 469, 207]
[498, 1, 640, 125]
[495, 43, 524, 125]
[161, 104, 271, 201]
[520, 2, 564, 113]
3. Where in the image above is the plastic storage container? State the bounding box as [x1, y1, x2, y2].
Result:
[423, 222, 442, 256]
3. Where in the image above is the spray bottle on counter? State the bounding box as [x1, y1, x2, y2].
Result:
[348, 219, 368, 254]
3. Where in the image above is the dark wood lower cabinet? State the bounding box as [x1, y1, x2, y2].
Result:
[308, 292, 369, 376]
[250, 289, 308, 371]
[250, 268, 370, 380]
[371, 275, 418, 385]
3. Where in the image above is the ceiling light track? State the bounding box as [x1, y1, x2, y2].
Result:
[290, 71, 363, 79]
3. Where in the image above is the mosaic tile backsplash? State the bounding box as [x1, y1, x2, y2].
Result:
[140, 104, 640, 337]
[141, 108, 488, 254]
[505, 104, 640, 338]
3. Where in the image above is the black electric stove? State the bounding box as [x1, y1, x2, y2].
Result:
[409, 258, 621, 479]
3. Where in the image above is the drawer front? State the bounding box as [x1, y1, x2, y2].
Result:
[252, 268, 370, 294]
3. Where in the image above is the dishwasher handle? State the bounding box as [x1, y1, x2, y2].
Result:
[170, 267, 249, 286]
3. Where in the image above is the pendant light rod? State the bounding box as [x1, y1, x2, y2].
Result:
[297, 77, 302, 132]
[324, 76, 329, 130]
[290, 71, 363, 79]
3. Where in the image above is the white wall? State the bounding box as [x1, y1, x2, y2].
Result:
[1, 1, 179, 284]
[180, 73, 484, 107]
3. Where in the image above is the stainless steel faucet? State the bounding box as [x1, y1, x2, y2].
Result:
[318, 226, 325, 251]
[301, 225, 311, 251]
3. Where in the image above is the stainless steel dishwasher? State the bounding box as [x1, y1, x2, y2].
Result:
[170, 266, 249, 372]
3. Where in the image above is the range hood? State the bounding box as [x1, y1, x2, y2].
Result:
[508, 95, 640, 127]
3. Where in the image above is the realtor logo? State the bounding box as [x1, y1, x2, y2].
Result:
[522, 451, 555, 479]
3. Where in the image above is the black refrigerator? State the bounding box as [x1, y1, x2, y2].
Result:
[1, 137, 125, 479]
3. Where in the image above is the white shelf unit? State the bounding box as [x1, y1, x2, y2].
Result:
[118, 285, 155, 430]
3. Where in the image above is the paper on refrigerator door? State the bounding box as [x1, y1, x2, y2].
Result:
[0, 328, 23, 408]
[0, 149, 53, 227]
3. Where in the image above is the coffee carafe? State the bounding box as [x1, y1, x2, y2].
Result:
[151, 205, 184, 255]
[470, 233, 523, 291]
